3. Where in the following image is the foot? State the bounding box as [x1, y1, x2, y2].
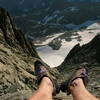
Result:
[60, 67, 88, 95]
[34, 60, 60, 96]
[70, 78, 85, 89]
[39, 77, 54, 94]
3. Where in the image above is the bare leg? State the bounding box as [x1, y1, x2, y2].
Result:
[70, 78, 99, 100]
[28, 77, 53, 100]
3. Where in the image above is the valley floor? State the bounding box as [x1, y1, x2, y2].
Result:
[36, 26, 100, 67]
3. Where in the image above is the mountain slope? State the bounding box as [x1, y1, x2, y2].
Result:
[0, 8, 61, 100]
[35, 21, 100, 67]
[0, 7, 39, 99]
[0, 8, 39, 57]
[59, 34, 100, 67]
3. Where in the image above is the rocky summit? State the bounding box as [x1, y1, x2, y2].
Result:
[0, 8, 100, 100]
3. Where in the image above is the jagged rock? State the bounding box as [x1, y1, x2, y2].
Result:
[0, 13, 38, 98]
[0, 8, 38, 58]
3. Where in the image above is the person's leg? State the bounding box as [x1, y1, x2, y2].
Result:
[60, 67, 99, 100]
[28, 60, 60, 100]
[29, 77, 53, 100]
[70, 78, 99, 100]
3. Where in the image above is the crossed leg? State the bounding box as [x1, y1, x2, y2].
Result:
[28, 77, 99, 100]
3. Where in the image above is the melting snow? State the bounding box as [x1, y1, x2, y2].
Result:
[35, 33, 64, 45]
[87, 22, 100, 29]
[36, 21, 100, 67]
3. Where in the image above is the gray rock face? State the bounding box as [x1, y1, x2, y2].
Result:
[0, 8, 62, 100]
[0, 8, 40, 100]
[0, 8, 39, 58]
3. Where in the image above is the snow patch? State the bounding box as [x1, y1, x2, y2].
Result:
[87, 22, 100, 29]
[36, 20, 100, 67]
[36, 29, 100, 67]
[35, 33, 64, 45]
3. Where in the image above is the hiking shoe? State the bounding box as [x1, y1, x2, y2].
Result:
[60, 67, 88, 95]
[34, 60, 60, 96]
